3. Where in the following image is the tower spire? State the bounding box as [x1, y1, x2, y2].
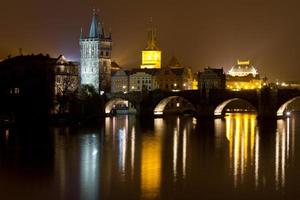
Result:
[89, 9, 103, 38]
[80, 27, 83, 39]
[146, 17, 158, 50]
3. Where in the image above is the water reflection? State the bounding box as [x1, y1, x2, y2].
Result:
[1, 113, 299, 199]
[172, 117, 190, 181]
[224, 113, 259, 188]
[80, 133, 100, 200]
[275, 117, 294, 190]
[141, 118, 162, 199]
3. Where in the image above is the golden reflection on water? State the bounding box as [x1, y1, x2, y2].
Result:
[275, 118, 294, 190]
[140, 119, 162, 199]
[172, 117, 189, 181]
[225, 113, 259, 188]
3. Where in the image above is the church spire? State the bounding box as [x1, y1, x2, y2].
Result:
[146, 18, 159, 50]
[89, 9, 103, 38]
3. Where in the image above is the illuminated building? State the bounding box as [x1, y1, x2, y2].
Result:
[198, 67, 225, 90]
[129, 69, 159, 92]
[54, 55, 79, 114]
[80, 10, 112, 92]
[226, 60, 262, 90]
[154, 58, 194, 91]
[140, 20, 161, 69]
[111, 70, 129, 93]
[192, 76, 198, 90]
[54, 55, 79, 96]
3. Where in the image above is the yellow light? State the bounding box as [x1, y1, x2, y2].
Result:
[192, 79, 198, 90]
[141, 129, 161, 199]
[141, 50, 161, 69]
[237, 60, 250, 65]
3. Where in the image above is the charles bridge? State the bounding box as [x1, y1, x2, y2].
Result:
[105, 88, 300, 118]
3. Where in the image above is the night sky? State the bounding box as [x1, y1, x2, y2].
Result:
[1, 0, 300, 81]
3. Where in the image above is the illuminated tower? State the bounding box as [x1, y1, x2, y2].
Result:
[140, 20, 161, 69]
[80, 10, 112, 92]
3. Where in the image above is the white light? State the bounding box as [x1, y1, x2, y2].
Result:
[92, 149, 98, 156]
[286, 111, 291, 117]
[100, 91, 105, 95]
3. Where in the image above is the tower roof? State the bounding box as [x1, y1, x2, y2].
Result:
[89, 10, 103, 38]
[145, 19, 159, 50]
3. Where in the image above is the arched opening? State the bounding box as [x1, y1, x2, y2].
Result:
[214, 98, 257, 117]
[105, 98, 136, 115]
[277, 96, 300, 117]
[153, 96, 196, 116]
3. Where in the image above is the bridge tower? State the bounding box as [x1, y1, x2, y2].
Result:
[80, 10, 112, 92]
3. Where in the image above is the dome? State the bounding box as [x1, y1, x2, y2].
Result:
[228, 60, 258, 77]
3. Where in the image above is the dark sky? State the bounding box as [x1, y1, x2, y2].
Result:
[1, 0, 300, 81]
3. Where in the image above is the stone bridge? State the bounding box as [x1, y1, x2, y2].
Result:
[105, 88, 300, 118]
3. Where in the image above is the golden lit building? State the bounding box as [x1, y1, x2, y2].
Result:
[140, 21, 161, 69]
[226, 60, 262, 90]
[152, 57, 194, 91]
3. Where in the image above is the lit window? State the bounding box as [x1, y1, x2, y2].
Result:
[15, 88, 20, 94]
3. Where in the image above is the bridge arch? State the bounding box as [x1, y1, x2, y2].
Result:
[153, 96, 196, 115]
[277, 96, 300, 117]
[105, 98, 134, 114]
[214, 98, 257, 117]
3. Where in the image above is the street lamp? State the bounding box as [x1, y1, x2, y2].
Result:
[122, 85, 127, 94]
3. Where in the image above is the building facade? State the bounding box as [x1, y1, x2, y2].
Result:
[198, 67, 226, 90]
[226, 60, 262, 90]
[0, 54, 79, 120]
[129, 69, 159, 92]
[155, 66, 194, 91]
[111, 70, 129, 93]
[80, 10, 112, 92]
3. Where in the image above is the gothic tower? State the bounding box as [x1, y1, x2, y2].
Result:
[141, 20, 161, 69]
[80, 10, 112, 92]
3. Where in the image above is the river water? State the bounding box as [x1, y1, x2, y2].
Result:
[0, 113, 299, 199]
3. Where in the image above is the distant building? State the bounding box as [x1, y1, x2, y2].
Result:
[140, 21, 162, 69]
[54, 55, 79, 96]
[80, 10, 112, 92]
[111, 61, 122, 74]
[286, 82, 300, 89]
[0, 54, 79, 120]
[155, 67, 193, 91]
[198, 67, 226, 90]
[129, 69, 159, 92]
[226, 60, 262, 90]
[111, 70, 129, 93]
